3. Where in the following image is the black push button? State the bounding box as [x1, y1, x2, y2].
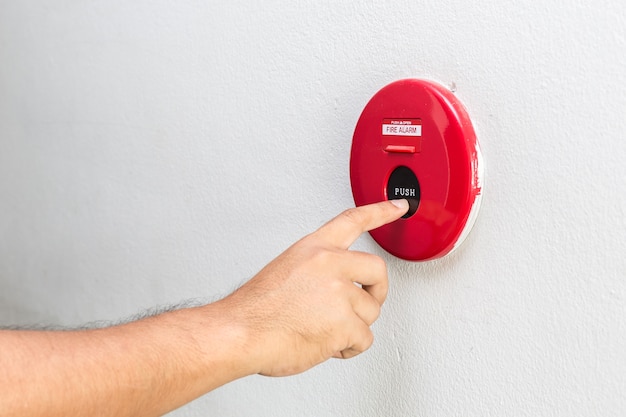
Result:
[387, 166, 420, 218]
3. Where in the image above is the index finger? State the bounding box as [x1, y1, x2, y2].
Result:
[315, 199, 409, 249]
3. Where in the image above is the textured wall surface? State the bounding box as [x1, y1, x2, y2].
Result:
[1, 1, 625, 416]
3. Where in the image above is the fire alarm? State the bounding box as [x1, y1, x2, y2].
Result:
[350, 79, 483, 261]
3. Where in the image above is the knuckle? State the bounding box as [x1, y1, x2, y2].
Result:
[361, 303, 381, 327]
[369, 254, 387, 275]
[371, 302, 382, 323]
[362, 328, 375, 350]
[309, 247, 336, 267]
[369, 255, 389, 294]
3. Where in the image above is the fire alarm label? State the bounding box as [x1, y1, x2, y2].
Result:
[382, 118, 422, 137]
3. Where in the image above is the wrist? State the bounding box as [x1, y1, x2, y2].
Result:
[188, 298, 261, 382]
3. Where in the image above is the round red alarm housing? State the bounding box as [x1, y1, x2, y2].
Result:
[350, 79, 483, 261]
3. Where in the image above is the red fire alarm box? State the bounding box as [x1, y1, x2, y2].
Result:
[350, 79, 483, 261]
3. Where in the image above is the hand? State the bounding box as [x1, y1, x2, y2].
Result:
[0, 200, 408, 417]
[222, 199, 409, 377]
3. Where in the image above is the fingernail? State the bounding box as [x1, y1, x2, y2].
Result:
[390, 199, 409, 210]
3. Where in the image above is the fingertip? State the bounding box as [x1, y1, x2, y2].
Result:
[389, 198, 409, 213]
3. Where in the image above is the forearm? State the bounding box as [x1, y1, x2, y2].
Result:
[0, 301, 254, 417]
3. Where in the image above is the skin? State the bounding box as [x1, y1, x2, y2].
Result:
[0, 199, 409, 417]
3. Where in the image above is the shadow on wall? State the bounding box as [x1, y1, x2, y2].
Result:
[0, 294, 62, 328]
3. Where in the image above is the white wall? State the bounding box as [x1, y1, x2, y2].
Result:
[1, 1, 625, 416]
